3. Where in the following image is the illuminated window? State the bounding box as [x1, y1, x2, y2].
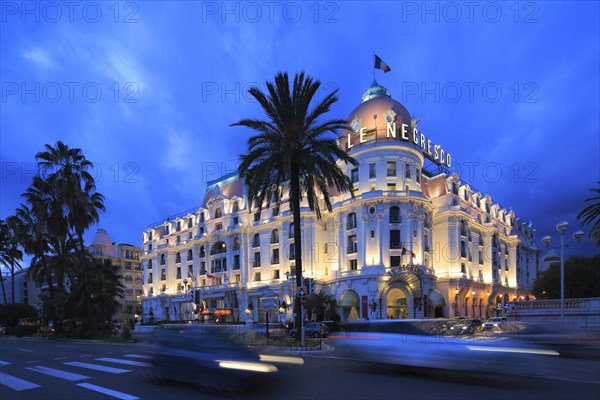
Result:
[387, 161, 396, 176]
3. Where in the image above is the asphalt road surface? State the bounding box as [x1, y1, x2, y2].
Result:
[1, 336, 598, 400]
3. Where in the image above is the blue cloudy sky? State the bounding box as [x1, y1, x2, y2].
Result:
[1, 1, 598, 260]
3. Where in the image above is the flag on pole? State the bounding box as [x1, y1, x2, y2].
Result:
[374, 54, 391, 73]
[207, 274, 215, 279]
[402, 247, 416, 258]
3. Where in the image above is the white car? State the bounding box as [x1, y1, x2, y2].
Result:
[483, 317, 507, 330]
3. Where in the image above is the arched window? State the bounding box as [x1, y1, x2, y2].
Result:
[148, 259, 152, 269]
[199, 246, 205, 257]
[347, 213, 356, 229]
[289, 223, 295, 239]
[215, 207, 222, 218]
[211, 241, 226, 255]
[232, 201, 239, 213]
[271, 229, 279, 243]
[187, 249, 193, 261]
[233, 237, 240, 250]
[175, 253, 181, 264]
[390, 206, 400, 223]
[199, 212, 205, 223]
[253, 233, 260, 247]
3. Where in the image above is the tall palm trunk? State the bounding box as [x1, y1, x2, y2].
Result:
[0, 274, 7, 304]
[291, 163, 303, 338]
[77, 232, 96, 338]
[11, 265, 16, 304]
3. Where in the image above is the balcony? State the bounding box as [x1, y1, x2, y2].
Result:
[271, 257, 280, 265]
[390, 242, 402, 250]
[347, 244, 357, 254]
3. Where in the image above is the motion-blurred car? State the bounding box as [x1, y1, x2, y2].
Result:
[333, 320, 561, 376]
[244, 322, 287, 338]
[483, 317, 507, 330]
[290, 322, 329, 338]
[145, 324, 278, 390]
[449, 319, 482, 335]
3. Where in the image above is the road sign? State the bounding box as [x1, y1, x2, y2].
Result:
[298, 288, 306, 297]
[261, 298, 278, 309]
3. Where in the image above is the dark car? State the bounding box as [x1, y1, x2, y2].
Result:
[290, 322, 329, 338]
[144, 325, 278, 390]
[449, 318, 483, 335]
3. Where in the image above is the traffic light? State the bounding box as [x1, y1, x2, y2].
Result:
[194, 289, 200, 305]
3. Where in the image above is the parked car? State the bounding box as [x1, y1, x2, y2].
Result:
[483, 317, 507, 330]
[145, 324, 278, 390]
[449, 319, 482, 335]
[290, 322, 329, 338]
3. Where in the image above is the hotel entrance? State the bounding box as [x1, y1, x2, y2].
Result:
[386, 287, 408, 319]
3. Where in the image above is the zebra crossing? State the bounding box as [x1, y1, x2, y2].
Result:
[0, 354, 152, 399]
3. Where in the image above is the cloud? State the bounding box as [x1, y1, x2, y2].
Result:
[21, 48, 53, 68]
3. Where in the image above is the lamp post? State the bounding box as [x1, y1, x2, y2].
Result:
[471, 290, 476, 318]
[541, 222, 584, 324]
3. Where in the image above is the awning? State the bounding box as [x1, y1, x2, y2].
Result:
[428, 289, 446, 307]
[339, 290, 360, 308]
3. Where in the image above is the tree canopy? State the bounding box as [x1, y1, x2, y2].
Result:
[532, 254, 600, 299]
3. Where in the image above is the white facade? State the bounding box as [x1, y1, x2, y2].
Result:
[141, 81, 540, 323]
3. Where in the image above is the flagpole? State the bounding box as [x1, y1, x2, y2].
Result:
[372, 51, 375, 80]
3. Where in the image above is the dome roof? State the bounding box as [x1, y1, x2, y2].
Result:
[92, 228, 113, 247]
[339, 80, 413, 151]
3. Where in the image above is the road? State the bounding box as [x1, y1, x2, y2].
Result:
[1, 336, 598, 400]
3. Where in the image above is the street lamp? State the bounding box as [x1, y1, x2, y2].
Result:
[541, 222, 584, 324]
[471, 291, 476, 318]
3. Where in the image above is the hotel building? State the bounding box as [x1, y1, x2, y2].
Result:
[140, 81, 540, 323]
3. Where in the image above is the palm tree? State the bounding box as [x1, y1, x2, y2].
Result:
[14, 176, 64, 298]
[0, 219, 23, 303]
[306, 290, 337, 322]
[233, 72, 358, 339]
[35, 141, 105, 337]
[577, 182, 600, 247]
[67, 258, 124, 338]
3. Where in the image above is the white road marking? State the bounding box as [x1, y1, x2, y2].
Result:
[26, 365, 90, 381]
[25, 360, 41, 364]
[95, 357, 151, 367]
[17, 349, 33, 352]
[65, 361, 130, 374]
[124, 354, 151, 359]
[0, 372, 40, 391]
[76, 382, 139, 400]
[0, 360, 11, 366]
